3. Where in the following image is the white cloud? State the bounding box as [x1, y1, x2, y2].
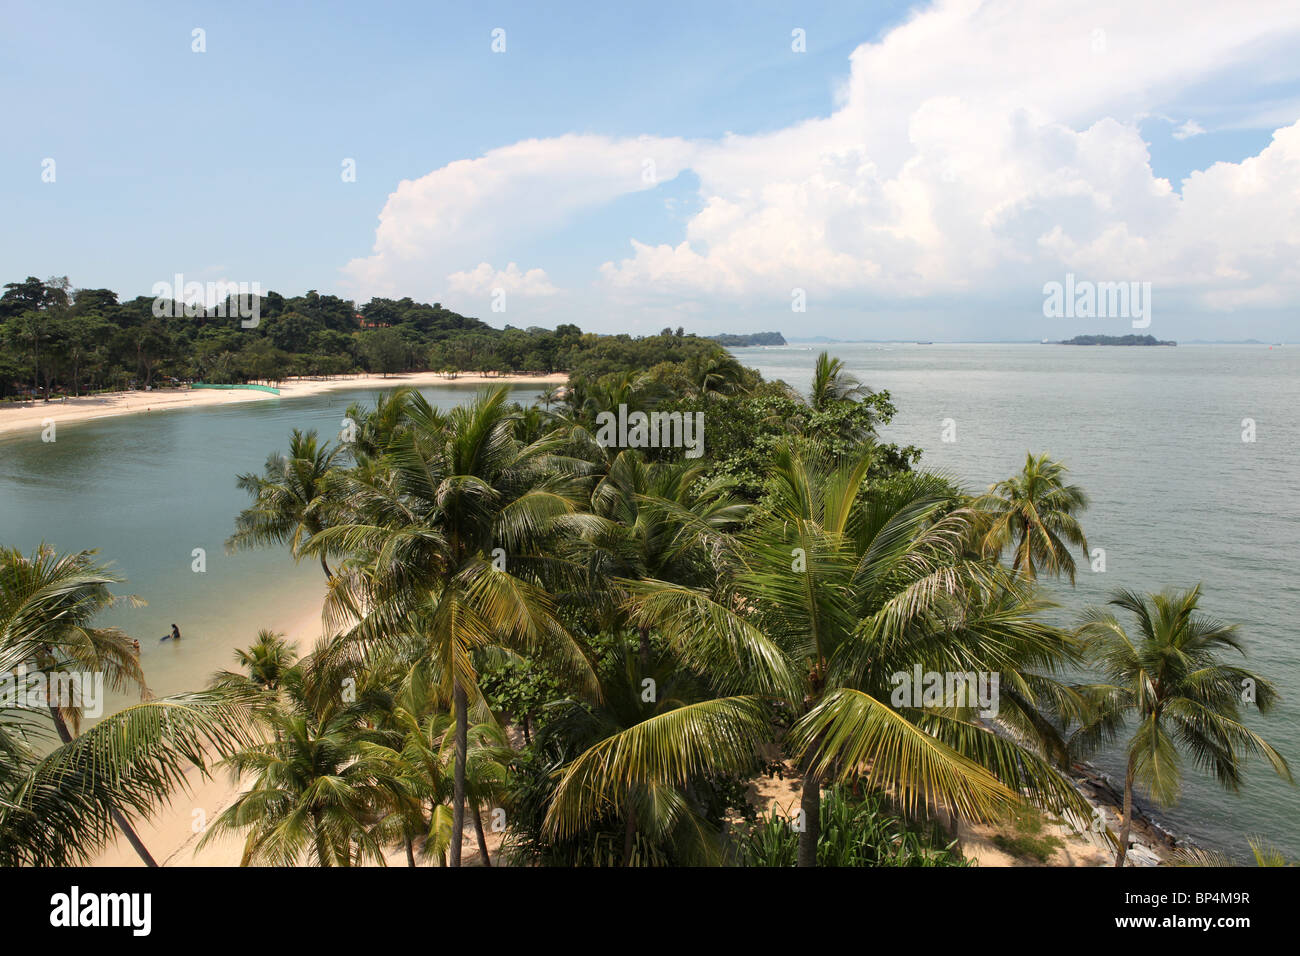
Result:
[1173, 120, 1207, 140]
[446, 262, 559, 297]
[342, 133, 696, 303]
[343, 0, 1300, 324]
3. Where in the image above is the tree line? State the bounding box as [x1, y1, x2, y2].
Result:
[0, 274, 730, 399]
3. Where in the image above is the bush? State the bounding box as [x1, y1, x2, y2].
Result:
[740, 785, 970, 867]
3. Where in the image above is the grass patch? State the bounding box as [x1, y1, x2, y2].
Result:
[991, 809, 1065, 863]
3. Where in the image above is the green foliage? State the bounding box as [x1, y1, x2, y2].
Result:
[740, 786, 971, 867]
[478, 656, 566, 739]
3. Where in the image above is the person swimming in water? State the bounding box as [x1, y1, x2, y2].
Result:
[162, 623, 181, 641]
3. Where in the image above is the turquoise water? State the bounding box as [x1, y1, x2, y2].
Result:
[736, 343, 1300, 860]
[2, 349, 1296, 860]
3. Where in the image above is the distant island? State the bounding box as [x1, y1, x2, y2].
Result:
[709, 332, 787, 346]
[1060, 334, 1176, 346]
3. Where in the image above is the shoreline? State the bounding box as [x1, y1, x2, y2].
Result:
[0, 371, 567, 441]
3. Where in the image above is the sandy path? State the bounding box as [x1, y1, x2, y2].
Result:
[0, 372, 567, 440]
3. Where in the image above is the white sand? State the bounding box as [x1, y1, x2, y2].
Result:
[0, 372, 567, 440]
[88, 598, 502, 867]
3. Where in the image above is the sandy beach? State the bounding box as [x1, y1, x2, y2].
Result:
[89, 597, 503, 868]
[0, 372, 567, 441]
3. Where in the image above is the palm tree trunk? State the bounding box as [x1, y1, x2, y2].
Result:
[319, 553, 333, 580]
[638, 625, 651, 673]
[472, 803, 491, 867]
[405, 835, 416, 867]
[797, 771, 821, 867]
[312, 809, 331, 867]
[450, 679, 468, 867]
[49, 706, 159, 867]
[1115, 756, 1135, 867]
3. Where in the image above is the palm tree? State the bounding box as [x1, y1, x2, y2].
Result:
[343, 386, 417, 461]
[540, 640, 770, 866]
[0, 544, 156, 864]
[1074, 586, 1292, 866]
[572, 450, 747, 667]
[689, 352, 748, 398]
[807, 351, 868, 410]
[200, 653, 402, 866]
[305, 386, 597, 866]
[975, 452, 1089, 582]
[627, 445, 1091, 865]
[227, 429, 346, 580]
[1, 544, 259, 866]
[211, 629, 298, 694]
[536, 385, 561, 412]
[0, 689, 260, 866]
[360, 647, 513, 867]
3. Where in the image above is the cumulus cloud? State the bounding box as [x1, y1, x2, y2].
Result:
[446, 262, 559, 297]
[343, 0, 1300, 324]
[342, 133, 696, 302]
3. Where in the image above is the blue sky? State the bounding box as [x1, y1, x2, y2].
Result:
[4, 0, 1299, 340]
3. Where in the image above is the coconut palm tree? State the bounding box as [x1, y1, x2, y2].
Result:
[359, 645, 513, 867]
[0, 688, 260, 866]
[342, 386, 417, 461]
[1, 544, 259, 866]
[305, 386, 598, 866]
[227, 429, 347, 580]
[807, 351, 869, 410]
[0, 544, 155, 863]
[539, 640, 770, 866]
[1074, 586, 1293, 866]
[975, 452, 1089, 583]
[626, 445, 1091, 865]
[211, 629, 298, 694]
[571, 450, 747, 667]
[536, 385, 561, 412]
[199, 652, 403, 866]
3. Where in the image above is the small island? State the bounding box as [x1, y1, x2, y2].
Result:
[1059, 334, 1176, 346]
[709, 331, 787, 346]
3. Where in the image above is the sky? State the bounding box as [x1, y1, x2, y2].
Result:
[3, 0, 1299, 341]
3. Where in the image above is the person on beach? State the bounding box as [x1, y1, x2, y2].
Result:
[132, 638, 140, 655]
[162, 623, 181, 641]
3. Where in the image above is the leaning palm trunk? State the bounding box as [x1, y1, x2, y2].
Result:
[472, 804, 491, 866]
[450, 680, 468, 867]
[48, 706, 159, 867]
[1116, 756, 1135, 867]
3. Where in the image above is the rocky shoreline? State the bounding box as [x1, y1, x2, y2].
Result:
[1067, 763, 1191, 866]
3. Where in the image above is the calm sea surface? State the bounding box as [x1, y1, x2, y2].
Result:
[1, 346, 1296, 860]
[737, 343, 1299, 860]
